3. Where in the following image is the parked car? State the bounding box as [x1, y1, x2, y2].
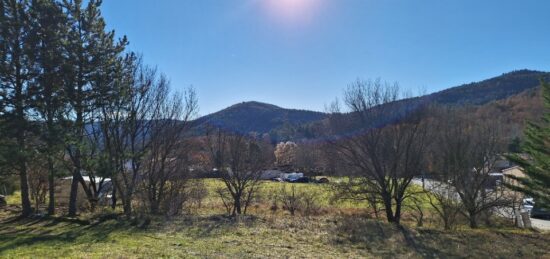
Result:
[317, 177, 330, 184]
[522, 198, 534, 214]
[531, 205, 550, 219]
[290, 177, 311, 183]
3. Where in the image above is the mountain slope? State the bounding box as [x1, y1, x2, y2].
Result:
[423, 69, 549, 105]
[322, 69, 550, 137]
[192, 69, 549, 140]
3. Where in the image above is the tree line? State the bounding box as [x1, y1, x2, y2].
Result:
[326, 79, 549, 228]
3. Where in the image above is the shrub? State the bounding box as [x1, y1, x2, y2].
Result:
[301, 190, 321, 217]
[278, 185, 321, 217]
[279, 185, 301, 216]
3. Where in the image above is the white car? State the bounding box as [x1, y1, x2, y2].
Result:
[522, 198, 534, 214]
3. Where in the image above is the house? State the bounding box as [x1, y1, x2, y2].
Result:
[502, 166, 525, 185]
[484, 157, 526, 192]
[501, 165, 526, 194]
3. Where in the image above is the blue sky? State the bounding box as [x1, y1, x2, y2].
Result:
[101, 0, 550, 115]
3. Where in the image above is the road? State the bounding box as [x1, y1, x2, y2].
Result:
[531, 218, 550, 231]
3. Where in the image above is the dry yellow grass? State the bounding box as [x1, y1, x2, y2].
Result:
[1, 179, 549, 258]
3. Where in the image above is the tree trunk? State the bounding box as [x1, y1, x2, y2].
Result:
[382, 194, 395, 223]
[123, 196, 132, 217]
[111, 184, 117, 209]
[443, 218, 450, 230]
[19, 143, 32, 217]
[15, 85, 32, 217]
[122, 184, 133, 217]
[468, 212, 478, 228]
[233, 196, 241, 216]
[394, 200, 402, 225]
[514, 209, 524, 228]
[521, 212, 532, 229]
[150, 197, 159, 215]
[68, 167, 80, 217]
[47, 157, 55, 215]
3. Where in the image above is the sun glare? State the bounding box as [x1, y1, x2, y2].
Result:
[263, 0, 325, 26]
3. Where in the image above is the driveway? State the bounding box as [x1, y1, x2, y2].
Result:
[531, 218, 550, 231]
[411, 178, 550, 231]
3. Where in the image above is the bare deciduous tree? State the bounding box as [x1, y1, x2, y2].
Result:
[28, 154, 48, 212]
[426, 180, 462, 230]
[329, 79, 431, 225]
[295, 142, 324, 175]
[278, 185, 301, 216]
[115, 65, 166, 217]
[207, 128, 273, 216]
[141, 87, 198, 215]
[274, 141, 297, 169]
[432, 108, 510, 228]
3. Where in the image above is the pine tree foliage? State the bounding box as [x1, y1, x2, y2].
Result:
[507, 80, 550, 207]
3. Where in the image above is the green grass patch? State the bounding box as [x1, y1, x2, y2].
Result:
[0, 212, 548, 258]
[5, 191, 21, 206]
[1, 179, 549, 258]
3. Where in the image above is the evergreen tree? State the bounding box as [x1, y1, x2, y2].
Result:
[61, 0, 127, 216]
[27, 0, 68, 215]
[0, 0, 35, 217]
[507, 80, 550, 207]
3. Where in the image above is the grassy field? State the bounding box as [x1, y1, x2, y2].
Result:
[1, 179, 549, 258]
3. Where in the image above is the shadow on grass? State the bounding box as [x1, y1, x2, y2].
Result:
[331, 216, 461, 258]
[0, 215, 133, 254]
[0, 211, 262, 255]
[332, 216, 550, 258]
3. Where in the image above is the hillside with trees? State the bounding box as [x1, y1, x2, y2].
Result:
[190, 70, 549, 142]
[192, 101, 327, 142]
[424, 70, 549, 105]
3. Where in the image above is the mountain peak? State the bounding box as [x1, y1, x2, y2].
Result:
[226, 101, 282, 111]
[193, 100, 327, 138]
[501, 69, 546, 77]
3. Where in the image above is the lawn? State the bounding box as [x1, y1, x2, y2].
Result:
[1, 211, 549, 258]
[1, 179, 549, 258]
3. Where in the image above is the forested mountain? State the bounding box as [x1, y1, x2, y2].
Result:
[422, 69, 549, 105]
[192, 101, 327, 140]
[192, 70, 548, 141]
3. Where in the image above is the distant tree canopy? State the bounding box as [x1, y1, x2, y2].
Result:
[274, 141, 298, 168]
